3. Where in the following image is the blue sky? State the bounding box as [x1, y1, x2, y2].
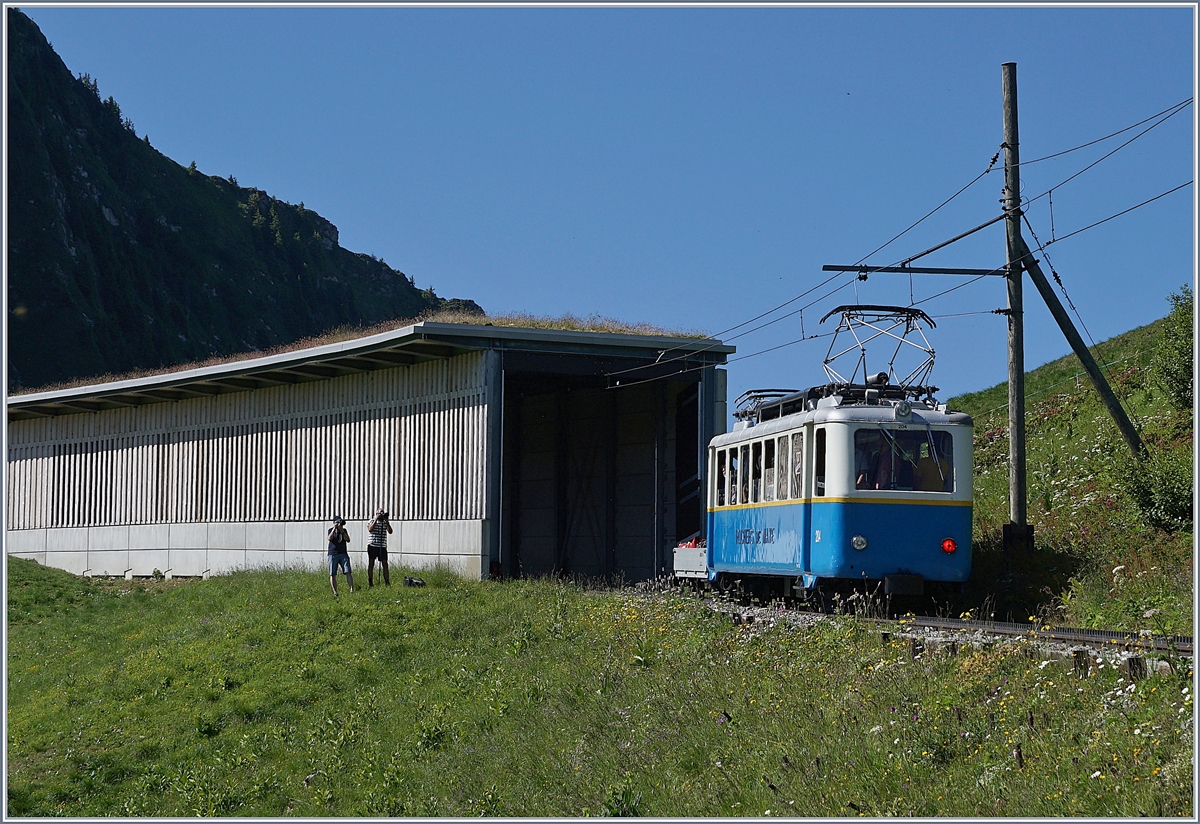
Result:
[19, 4, 1196, 411]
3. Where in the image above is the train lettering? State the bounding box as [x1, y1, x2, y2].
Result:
[735, 528, 776, 545]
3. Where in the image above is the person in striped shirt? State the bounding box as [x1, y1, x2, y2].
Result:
[367, 508, 393, 587]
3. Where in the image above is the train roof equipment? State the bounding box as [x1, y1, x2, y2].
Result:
[735, 304, 948, 427]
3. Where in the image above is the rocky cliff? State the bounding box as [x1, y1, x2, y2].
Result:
[6, 8, 480, 390]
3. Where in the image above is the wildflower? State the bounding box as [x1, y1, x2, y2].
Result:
[1091, 771, 1103, 779]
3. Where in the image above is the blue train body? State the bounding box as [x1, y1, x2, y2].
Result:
[676, 384, 973, 597]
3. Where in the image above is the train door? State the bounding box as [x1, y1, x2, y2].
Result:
[708, 446, 726, 573]
[808, 425, 830, 576]
[791, 428, 810, 576]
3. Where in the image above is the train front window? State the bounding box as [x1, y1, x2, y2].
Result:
[854, 427, 954, 492]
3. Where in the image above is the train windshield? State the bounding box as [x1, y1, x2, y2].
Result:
[854, 427, 953, 492]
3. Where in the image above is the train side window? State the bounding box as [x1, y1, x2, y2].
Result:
[751, 441, 763, 503]
[764, 439, 776, 501]
[716, 449, 727, 506]
[792, 433, 804, 499]
[814, 428, 826, 497]
[739, 444, 750, 505]
[775, 436, 788, 499]
[729, 451, 739, 505]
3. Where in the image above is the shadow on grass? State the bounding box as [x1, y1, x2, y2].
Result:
[934, 527, 1082, 623]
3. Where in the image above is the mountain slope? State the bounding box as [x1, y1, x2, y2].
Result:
[6, 8, 479, 390]
[947, 310, 1192, 630]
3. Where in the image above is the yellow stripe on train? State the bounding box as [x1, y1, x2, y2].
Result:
[708, 496, 972, 513]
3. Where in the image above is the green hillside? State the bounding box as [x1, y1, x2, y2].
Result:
[947, 293, 1193, 632]
[6, 558, 1193, 817]
[6, 8, 480, 390]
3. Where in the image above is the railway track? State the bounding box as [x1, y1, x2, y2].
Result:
[691, 591, 1193, 661]
[886, 614, 1192, 657]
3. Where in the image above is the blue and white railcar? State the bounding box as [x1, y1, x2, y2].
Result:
[680, 385, 972, 597]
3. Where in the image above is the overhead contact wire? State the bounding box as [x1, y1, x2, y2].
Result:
[612, 109, 1189, 386]
[1042, 181, 1193, 247]
[1016, 98, 1192, 169]
[1021, 214, 1096, 348]
[604, 269, 852, 380]
[1023, 102, 1191, 208]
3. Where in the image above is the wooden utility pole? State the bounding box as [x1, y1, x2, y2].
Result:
[1002, 62, 1034, 556]
[826, 64, 1147, 558]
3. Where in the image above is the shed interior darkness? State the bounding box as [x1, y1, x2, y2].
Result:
[501, 372, 704, 582]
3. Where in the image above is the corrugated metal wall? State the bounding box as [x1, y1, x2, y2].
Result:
[7, 352, 489, 530]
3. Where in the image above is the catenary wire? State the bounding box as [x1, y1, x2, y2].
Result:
[605, 276, 858, 386]
[929, 311, 999, 320]
[727, 330, 837, 363]
[1042, 181, 1193, 247]
[1022, 103, 1190, 209]
[630, 102, 1193, 382]
[607, 330, 842, 391]
[606, 148, 1009, 382]
[849, 152, 1001, 268]
[613, 101, 1192, 384]
[978, 351, 1145, 419]
[910, 178, 1190, 324]
[603, 269, 850, 379]
[1021, 213, 1097, 348]
[612, 108, 1182, 385]
[1015, 98, 1192, 170]
[910, 270, 1001, 308]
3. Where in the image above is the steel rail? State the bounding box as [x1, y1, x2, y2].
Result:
[698, 589, 1192, 657]
[891, 615, 1192, 656]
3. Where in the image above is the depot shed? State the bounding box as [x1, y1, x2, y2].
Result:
[6, 322, 731, 581]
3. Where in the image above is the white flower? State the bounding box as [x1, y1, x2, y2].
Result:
[1091, 771, 1102, 779]
[869, 725, 883, 734]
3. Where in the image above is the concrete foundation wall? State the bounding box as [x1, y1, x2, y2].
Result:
[6, 518, 488, 579]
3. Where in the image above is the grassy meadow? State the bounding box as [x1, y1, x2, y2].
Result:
[5, 558, 1194, 817]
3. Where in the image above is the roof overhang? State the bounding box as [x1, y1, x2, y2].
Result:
[7, 322, 734, 421]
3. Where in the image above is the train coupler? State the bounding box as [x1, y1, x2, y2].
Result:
[883, 574, 924, 596]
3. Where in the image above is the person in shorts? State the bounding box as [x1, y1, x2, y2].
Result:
[366, 508, 393, 587]
[327, 516, 354, 597]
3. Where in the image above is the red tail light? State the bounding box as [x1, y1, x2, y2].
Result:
[941, 538, 957, 554]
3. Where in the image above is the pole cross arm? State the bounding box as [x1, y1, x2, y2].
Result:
[1015, 236, 1146, 460]
[821, 264, 1005, 276]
